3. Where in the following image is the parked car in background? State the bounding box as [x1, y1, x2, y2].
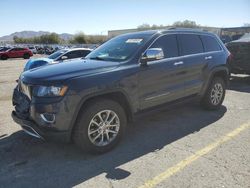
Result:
[12, 29, 230, 153]
[220, 35, 232, 44]
[226, 33, 250, 75]
[0, 47, 33, 60]
[44, 46, 55, 55]
[0, 47, 11, 52]
[24, 48, 92, 70]
[28, 46, 37, 54]
[36, 46, 45, 54]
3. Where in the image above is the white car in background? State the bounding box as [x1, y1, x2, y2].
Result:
[24, 48, 92, 71]
[28, 46, 38, 54]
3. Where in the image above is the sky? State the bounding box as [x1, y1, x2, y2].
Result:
[0, 0, 249, 36]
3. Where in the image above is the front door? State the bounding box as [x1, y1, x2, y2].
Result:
[138, 34, 188, 110]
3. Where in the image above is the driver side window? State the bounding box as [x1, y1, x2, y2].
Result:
[63, 51, 79, 60]
[151, 34, 179, 58]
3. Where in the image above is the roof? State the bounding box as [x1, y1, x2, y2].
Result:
[161, 28, 213, 35]
[67, 47, 93, 51]
[119, 28, 214, 38]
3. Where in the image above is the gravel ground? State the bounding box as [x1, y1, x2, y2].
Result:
[0, 57, 249, 188]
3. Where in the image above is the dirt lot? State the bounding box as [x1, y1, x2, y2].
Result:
[0, 57, 250, 188]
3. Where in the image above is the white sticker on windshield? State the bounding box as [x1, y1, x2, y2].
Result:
[126, 39, 143, 43]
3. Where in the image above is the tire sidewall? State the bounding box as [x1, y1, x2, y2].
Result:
[1, 55, 8, 60]
[23, 53, 30, 59]
[73, 99, 127, 153]
[202, 77, 226, 110]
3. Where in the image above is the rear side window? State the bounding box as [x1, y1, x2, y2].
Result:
[151, 34, 178, 58]
[200, 35, 222, 52]
[15, 48, 24, 51]
[178, 34, 203, 55]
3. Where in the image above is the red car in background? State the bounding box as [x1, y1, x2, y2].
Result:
[0, 47, 33, 60]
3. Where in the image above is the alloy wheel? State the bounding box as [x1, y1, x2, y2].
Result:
[87, 110, 120, 147]
[210, 83, 224, 105]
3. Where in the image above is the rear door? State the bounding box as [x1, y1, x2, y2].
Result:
[200, 34, 224, 69]
[18, 48, 25, 57]
[177, 34, 207, 95]
[138, 34, 188, 109]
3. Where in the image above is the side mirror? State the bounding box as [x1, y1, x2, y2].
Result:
[61, 56, 68, 60]
[140, 48, 164, 65]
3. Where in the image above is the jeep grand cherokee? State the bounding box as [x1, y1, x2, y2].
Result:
[12, 29, 230, 153]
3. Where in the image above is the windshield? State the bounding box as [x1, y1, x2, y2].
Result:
[86, 33, 152, 62]
[48, 49, 68, 59]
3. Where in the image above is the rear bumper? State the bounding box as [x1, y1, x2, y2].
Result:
[230, 68, 250, 74]
[12, 111, 71, 143]
[229, 62, 250, 74]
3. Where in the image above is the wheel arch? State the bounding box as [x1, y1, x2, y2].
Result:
[69, 89, 134, 138]
[200, 66, 229, 97]
[0, 53, 8, 59]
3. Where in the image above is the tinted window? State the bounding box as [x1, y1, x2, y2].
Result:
[151, 34, 178, 58]
[178, 34, 203, 55]
[200, 35, 221, 52]
[13, 48, 24, 51]
[79, 50, 91, 57]
[48, 49, 68, 59]
[65, 51, 82, 59]
[10, 48, 18, 51]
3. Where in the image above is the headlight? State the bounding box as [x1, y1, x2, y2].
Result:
[33, 85, 68, 97]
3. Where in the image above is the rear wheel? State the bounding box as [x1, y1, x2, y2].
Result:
[1, 55, 8, 60]
[23, 53, 30, 59]
[201, 77, 226, 110]
[73, 98, 127, 154]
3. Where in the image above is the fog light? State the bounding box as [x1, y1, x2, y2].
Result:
[40, 113, 55, 123]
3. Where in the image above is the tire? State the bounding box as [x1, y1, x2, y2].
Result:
[1, 55, 8, 60]
[201, 77, 226, 110]
[23, 53, 30, 59]
[73, 98, 127, 154]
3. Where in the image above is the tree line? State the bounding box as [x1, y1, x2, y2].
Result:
[15, 20, 247, 45]
[13, 32, 107, 44]
[137, 20, 201, 31]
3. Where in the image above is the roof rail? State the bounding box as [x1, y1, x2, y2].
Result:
[168, 27, 204, 31]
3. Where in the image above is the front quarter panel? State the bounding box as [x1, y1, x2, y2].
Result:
[65, 63, 140, 130]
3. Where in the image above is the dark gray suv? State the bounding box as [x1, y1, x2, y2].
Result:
[12, 29, 230, 153]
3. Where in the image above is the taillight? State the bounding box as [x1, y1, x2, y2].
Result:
[229, 53, 233, 61]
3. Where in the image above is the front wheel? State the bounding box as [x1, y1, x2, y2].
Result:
[73, 99, 127, 154]
[201, 77, 226, 110]
[23, 53, 30, 59]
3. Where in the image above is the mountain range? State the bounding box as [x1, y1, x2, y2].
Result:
[0, 31, 73, 42]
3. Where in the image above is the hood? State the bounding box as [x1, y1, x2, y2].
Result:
[27, 57, 54, 63]
[24, 58, 55, 71]
[22, 59, 120, 85]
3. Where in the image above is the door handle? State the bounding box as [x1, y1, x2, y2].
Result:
[174, 61, 184, 66]
[205, 56, 212, 60]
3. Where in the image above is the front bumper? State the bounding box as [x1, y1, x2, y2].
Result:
[11, 85, 79, 143]
[12, 111, 70, 142]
